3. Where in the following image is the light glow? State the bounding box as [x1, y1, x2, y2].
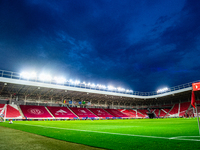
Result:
[99, 85, 106, 89]
[39, 74, 52, 81]
[91, 83, 95, 87]
[54, 77, 66, 83]
[20, 72, 37, 79]
[117, 87, 125, 92]
[157, 87, 168, 93]
[108, 86, 116, 91]
[19, 71, 133, 93]
[75, 80, 80, 84]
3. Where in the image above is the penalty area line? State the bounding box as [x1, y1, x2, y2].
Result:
[13, 123, 200, 142]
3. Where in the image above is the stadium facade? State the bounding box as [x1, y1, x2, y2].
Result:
[0, 70, 200, 119]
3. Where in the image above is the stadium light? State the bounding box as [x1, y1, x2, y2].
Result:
[20, 72, 29, 79]
[157, 87, 168, 93]
[39, 74, 52, 81]
[69, 79, 75, 85]
[91, 83, 96, 88]
[54, 77, 66, 83]
[75, 80, 80, 85]
[30, 72, 37, 78]
[117, 87, 125, 92]
[81, 81, 86, 88]
[20, 72, 37, 79]
[20, 71, 133, 93]
[99, 85, 106, 89]
[102, 85, 107, 89]
[108, 86, 116, 91]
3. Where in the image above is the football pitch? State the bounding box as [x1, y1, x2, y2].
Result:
[1, 118, 200, 150]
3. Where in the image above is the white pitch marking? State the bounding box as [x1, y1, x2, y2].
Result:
[169, 137, 177, 139]
[176, 136, 200, 138]
[169, 136, 200, 141]
[13, 123, 200, 142]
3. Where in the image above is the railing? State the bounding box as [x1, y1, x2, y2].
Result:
[0, 70, 196, 96]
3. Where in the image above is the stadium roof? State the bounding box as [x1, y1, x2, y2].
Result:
[0, 70, 200, 106]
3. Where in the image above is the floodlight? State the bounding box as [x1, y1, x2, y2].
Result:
[20, 72, 29, 79]
[108, 86, 116, 90]
[39, 74, 52, 81]
[91, 83, 95, 87]
[83, 82, 86, 84]
[54, 77, 66, 83]
[157, 87, 168, 93]
[101, 85, 106, 89]
[75, 80, 80, 84]
[30, 72, 37, 78]
[117, 87, 125, 92]
[69, 79, 75, 84]
[20, 71, 36, 79]
[99, 85, 106, 89]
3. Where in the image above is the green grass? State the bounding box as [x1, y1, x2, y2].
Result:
[1, 118, 200, 150]
[0, 126, 104, 150]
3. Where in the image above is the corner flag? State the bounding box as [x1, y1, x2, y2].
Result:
[191, 90, 200, 135]
[191, 91, 196, 108]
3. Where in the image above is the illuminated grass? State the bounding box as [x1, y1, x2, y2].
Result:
[0, 126, 104, 150]
[1, 118, 200, 150]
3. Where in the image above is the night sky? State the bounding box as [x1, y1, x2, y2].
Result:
[0, 0, 200, 92]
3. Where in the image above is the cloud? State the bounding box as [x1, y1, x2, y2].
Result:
[0, 0, 200, 91]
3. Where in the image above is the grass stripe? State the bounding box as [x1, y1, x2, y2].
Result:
[13, 122, 200, 142]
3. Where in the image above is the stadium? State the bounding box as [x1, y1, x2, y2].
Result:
[0, 70, 200, 150]
[1, 1, 200, 149]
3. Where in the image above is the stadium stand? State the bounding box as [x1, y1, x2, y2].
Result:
[168, 104, 179, 117]
[69, 108, 97, 118]
[137, 111, 146, 118]
[3, 104, 22, 119]
[88, 108, 114, 118]
[1, 70, 200, 120]
[20, 105, 53, 119]
[187, 100, 200, 117]
[104, 109, 128, 118]
[149, 109, 154, 113]
[118, 109, 136, 118]
[0, 104, 5, 114]
[46, 106, 77, 119]
[193, 106, 200, 117]
[159, 109, 170, 117]
[186, 108, 194, 117]
[0, 102, 198, 120]
[137, 109, 149, 117]
[129, 109, 136, 115]
[129, 109, 146, 118]
[179, 102, 191, 117]
[153, 109, 160, 117]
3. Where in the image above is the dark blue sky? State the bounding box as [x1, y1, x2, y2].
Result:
[0, 0, 200, 92]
